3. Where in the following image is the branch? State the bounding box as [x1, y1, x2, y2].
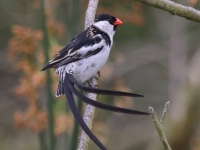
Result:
[160, 101, 170, 124]
[40, 0, 55, 149]
[84, 0, 99, 29]
[77, 0, 99, 150]
[149, 101, 172, 150]
[136, 0, 200, 23]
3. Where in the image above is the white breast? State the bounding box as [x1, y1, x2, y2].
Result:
[73, 45, 110, 83]
[55, 45, 111, 83]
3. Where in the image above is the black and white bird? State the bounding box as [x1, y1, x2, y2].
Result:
[42, 14, 149, 150]
[42, 14, 124, 96]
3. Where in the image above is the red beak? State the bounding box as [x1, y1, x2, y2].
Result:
[114, 18, 123, 26]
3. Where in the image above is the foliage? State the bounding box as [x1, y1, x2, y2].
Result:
[1, 0, 200, 150]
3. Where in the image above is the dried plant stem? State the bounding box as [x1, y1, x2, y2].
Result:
[84, 0, 99, 30]
[77, 1, 99, 149]
[40, 0, 55, 150]
[78, 75, 99, 150]
[160, 101, 170, 124]
[148, 102, 171, 150]
[135, 0, 200, 23]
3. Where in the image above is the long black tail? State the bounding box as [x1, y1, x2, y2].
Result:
[64, 77, 107, 150]
[68, 74, 144, 97]
[68, 78, 149, 115]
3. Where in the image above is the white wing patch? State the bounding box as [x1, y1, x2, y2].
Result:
[78, 35, 104, 56]
[48, 48, 77, 65]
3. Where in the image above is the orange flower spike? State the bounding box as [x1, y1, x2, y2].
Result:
[47, 20, 64, 38]
[131, 2, 144, 26]
[188, 0, 198, 6]
[14, 112, 25, 128]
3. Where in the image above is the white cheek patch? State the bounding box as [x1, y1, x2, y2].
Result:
[94, 21, 115, 36]
[94, 21, 115, 46]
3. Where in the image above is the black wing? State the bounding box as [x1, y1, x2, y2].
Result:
[41, 26, 103, 71]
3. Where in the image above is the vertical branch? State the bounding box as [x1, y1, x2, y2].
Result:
[40, 0, 55, 150]
[66, 1, 83, 150]
[78, 1, 99, 150]
[39, 131, 48, 150]
[160, 101, 170, 124]
[84, 0, 99, 29]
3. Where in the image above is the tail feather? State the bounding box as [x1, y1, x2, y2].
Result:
[63, 77, 107, 150]
[68, 74, 144, 97]
[68, 80, 149, 115]
[56, 81, 65, 97]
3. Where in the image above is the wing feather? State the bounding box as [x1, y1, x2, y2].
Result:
[41, 26, 104, 71]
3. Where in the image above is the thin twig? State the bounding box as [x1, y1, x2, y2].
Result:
[135, 0, 200, 23]
[148, 104, 172, 150]
[77, 1, 99, 150]
[160, 101, 170, 124]
[40, 0, 55, 149]
[67, 1, 83, 150]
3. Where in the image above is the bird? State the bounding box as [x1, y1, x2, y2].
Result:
[41, 14, 149, 150]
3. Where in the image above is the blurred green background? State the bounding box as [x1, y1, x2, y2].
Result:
[1, 0, 200, 150]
